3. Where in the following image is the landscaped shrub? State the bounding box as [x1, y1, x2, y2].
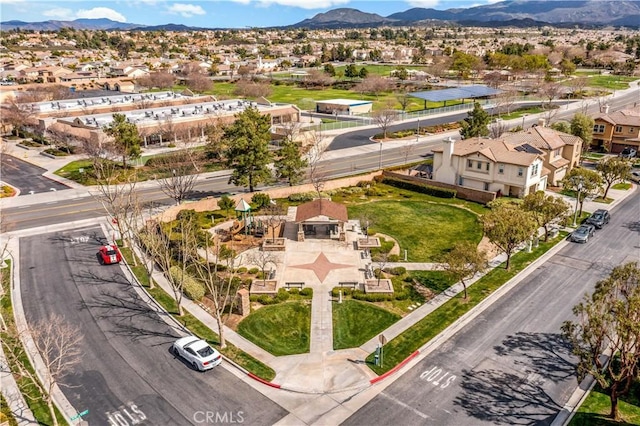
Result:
[251, 193, 271, 209]
[386, 266, 407, 276]
[381, 177, 456, 199]
[388, 254, 401, 262]
[236, 267, 248, 273]
[248, 267, 259, 275]
[352, 291, 395, 302]
[169, 266, 205, 301]
[288, 192, 315, 202]
[276, 288, 290, 302]
[243, 278, 253, 287]
[288, 288, 300, 295]
[299, 287, 313, 297]
[257, 295, 279, 305]
[331, 287, 354, 297]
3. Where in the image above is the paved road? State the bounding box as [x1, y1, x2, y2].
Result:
[20, 226, 288, 426]
[0, 154, 68, 194]
[344, 191, 639, 426]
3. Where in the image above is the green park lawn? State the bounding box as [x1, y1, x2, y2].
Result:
[347, 200, 483, 262]
[583, 75, 638, 90]
[237, 302, 311, 356]
[570, 384, 640, 426]
[333, 300, 401, 350]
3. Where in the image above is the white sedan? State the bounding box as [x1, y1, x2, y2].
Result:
[172, 336, 222, 371]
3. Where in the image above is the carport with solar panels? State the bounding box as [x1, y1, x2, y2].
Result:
[409, 85, 502, 109]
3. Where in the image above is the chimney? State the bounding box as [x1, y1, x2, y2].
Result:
[537, 118, 546, 128]
[443, 136, 456, 164]
[601, 104, 610, 114]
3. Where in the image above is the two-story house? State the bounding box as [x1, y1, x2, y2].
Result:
[591, 108, 640, 154]
[432, 136, 546, 198]
[431, 126, 583, 197]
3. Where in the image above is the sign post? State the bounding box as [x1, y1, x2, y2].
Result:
[70, 410, 89, 422]
[379, 334, 387, 369]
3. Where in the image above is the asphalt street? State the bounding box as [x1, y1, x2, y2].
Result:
[20, 226, 288, 426]
[0, 154, 68, 194]
[344, 191, 639, 426]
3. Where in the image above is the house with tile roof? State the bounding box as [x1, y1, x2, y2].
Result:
[431, 125, 582, 197]
[591, 108, 640, 154]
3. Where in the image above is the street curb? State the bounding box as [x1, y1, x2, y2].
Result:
[248, 373, 281, 389]
[369, 350, 419, 385]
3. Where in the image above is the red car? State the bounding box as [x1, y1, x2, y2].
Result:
[98, 244, 122, 265]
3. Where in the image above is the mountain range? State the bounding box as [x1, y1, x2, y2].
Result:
[1, 0, 639, 31]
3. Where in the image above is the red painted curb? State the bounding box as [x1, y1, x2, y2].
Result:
[248, 373, 281, 389]
[370, 350, 420, 385]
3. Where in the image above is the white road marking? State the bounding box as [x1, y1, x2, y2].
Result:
[380, 392, 430, 419]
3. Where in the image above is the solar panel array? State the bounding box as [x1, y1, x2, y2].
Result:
[410, 85, 502, 102]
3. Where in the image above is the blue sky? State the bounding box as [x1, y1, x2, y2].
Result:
[0, 0, 502, 28]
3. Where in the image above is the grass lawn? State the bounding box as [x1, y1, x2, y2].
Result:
[333, 300, 401, 350]
[237, 302, 311, 356]
[409, 271, 458, 294]
[347, 200, 483, 262]
[118, 247, 276, 380]
[584, 75, 638, 90]
[366, 233, 566, 375]
[570, 385, 640, 426]
[611, 182, 631, 190]
[334, 64, 431, 78]
[497, 106, 544, 120]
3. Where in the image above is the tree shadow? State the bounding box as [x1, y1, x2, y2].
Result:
[453, 367, 561, 425]
[494, 332, 576, 383]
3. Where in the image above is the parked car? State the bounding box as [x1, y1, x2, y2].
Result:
[586, 209, 610, 229]
[97, 244, 122, 265]
[172, 336, 222, 371]
[630, 171, 640, 183]
[571, 224, 596, 243]
[619, 147, 637, 159]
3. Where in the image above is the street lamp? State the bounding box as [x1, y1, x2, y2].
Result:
[572, 177, 584, 227]
[378, 141, 383, 170]
[521, 113, 528, 130]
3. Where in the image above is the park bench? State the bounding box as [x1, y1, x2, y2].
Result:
[285, 282, 305, 289]
[338, 282, 358, 289]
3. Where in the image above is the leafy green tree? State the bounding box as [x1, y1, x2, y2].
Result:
[358, 67, 369, 79]
[562, 262, 640, 421]
[223, 107, 273, 193]
[274, 138, 308, 186]
[218, 195, 235, 219]
[103, 113, 141, 168]
[459, 102, 490, 139]
[561, 168, 603, 217]
[596, 156, 632, 199]
[521, 191, 570, 241]
[560, 58, 576, 76]
[394, 66, 409, 80]
[550, 121, 571, 134]
[344, 64, 358, 79]
[482, 204, 537, 270]
[323, 63, 336, 76]
[451, 51, 480, 78]
[570, 113, 595, 153]
[442, 241, 488, 300]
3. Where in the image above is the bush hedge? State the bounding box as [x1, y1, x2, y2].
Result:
[381, 177, 456, 199]
[330, 286, 410, 302]
[299, 287, 313, 297]
[169, 266, 205, 301]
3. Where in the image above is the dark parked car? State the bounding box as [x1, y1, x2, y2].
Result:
[586, 209, 610, 229]
[571, 224, 596, 243]
[619, 147, 637, 159]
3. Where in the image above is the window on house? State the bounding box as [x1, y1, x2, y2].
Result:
[518, 167, 523, 177]
[486, 163, 490, 171]
[531, 163, 539, 177]
[593, 124, 605, 133]
[476, 161, 482, 170]
[467, 159, 473, 168]
[498, 164, 504, 174]
[615, 126, 623, 133]
[458, 176, 464, 185]
[630, 128, 636, 134]
[484, 182, 489, 191]
[554, 148, 561, 157]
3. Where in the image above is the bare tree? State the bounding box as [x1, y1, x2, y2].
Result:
[372, 251, 390, 286]
[3, 315, 82, 426]
[401, 140, 415, 170]
[304, 69, 333, 88]
[488, 119, 510, 139]
[186, 72, 213, 93]
[494, 90, 518, 115]
[137, 71, 176, 90]
[396, 91, 413, 112]
[263, 203, 285, 243]
[306, 131, 327, 197]
[234, 79, 272, 99]
[539, 82, 564, 123]
[373, 106, 399, 139]
[192, 237, 240, 349]
[354, 75, 393, 98]
[155, 150, 200, 205]
[248, 249, 277, 287]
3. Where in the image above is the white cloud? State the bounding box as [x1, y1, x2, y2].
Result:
[0, 0, 26, 4]
[42, 8, 74, 19]
[166, 3, 206, 17]
[76, 7, 127, 22]
[405, 0, 440, 7]
[256, 0, 350, 10]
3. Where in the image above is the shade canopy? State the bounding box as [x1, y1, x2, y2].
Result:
[410, 85, 502, 102]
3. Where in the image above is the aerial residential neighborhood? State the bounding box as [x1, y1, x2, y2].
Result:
[0, 1, 639, 425]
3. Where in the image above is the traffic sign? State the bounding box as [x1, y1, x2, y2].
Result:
[70, 410, 89, 421]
